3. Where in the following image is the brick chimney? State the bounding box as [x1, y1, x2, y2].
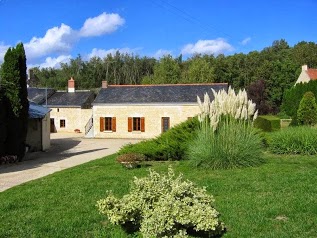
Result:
[302, 65, 308, 71]
[68, 77, 75, 93]
[102, 80, 108, 88]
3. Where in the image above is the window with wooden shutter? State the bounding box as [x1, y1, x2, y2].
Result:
[141, 117, 145, 132]
[112, 117, 116, 132]
[100, 117, 105, 132]
[128, 117, 132, 132]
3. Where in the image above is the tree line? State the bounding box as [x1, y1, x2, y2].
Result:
[30, 39, 317, 114]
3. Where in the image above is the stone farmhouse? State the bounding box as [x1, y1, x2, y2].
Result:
[28, 79, 227, 138]
[27, 78, 95, 133]
[295, 65, 317, 84]
[90, 83, 228, 139]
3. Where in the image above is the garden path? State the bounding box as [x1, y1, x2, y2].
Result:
[0, 133, 139, 192]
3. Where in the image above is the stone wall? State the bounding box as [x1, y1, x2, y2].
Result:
[50, 107, 92, 133]
[93, 104, 200, 139]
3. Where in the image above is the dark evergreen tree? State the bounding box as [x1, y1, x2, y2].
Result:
[0, 43, 29, 161]
[297, 91, 317, 126]
[16, 43, 29, 160]
[0, 89, 8, 156]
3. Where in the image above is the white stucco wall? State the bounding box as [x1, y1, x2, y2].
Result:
[93, 104, 200, 139]
[295, 71, 310, 85]
[26, 113, 51, 151]
[42, 113, 50, 151]
[26, 119, 42, 151]
[50, 108, 92, 133]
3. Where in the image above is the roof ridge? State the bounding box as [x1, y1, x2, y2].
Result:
[108, 83, 228, 88]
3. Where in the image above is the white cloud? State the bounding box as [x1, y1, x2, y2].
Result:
[88, 47, 135, 59]
[25, 24, 77, 60]
[181, 38, 234, 55]
[29, 55, 72, 69]
[79, 12, 125, 37]
[20, 12, 124, 61]
[241, 37, 251, 45]
[153, 49, 172, 59]
[0, 42, 11, 63]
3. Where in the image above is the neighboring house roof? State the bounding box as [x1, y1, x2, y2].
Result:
[46, 91, 95, 108]
[307, 69, 317, 80]
[29, 102, 51, 119]
[93, 83, 228, 104]
[27, 88, 56, 104]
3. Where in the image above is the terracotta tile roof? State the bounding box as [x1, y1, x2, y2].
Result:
[307, 69, 317, 80]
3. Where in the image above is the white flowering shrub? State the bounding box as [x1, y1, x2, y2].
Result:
[97, 168, 225, 237]
[188, 86, 263, 169]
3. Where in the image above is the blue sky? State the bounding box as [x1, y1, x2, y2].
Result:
[0, 0, 316, 68]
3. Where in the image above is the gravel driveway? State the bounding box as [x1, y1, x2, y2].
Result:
[0, 133, 140, 192]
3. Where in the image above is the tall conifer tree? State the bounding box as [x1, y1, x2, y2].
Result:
[0, 43, 29, 160]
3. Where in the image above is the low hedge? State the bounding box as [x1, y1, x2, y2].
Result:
[268, 126, 317, 155]
[118, 117, 199, 161]
[253, 115, 280, 132]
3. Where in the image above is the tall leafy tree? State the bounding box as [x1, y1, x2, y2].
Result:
[152, 55, 181, 84]
[186, 56, 215, 83]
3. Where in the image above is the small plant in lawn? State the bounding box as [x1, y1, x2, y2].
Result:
[297, 91, 317, 126]
[188, 86, 263, 169]
[268, 126, 317, 155]
[116, 153, 146, 168]
[97, 167, 225, 237]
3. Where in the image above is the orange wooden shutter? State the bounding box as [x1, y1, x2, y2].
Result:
[112, 117, 116, 132]
[128, 117, 132, 132]
[141, 117, 145, 132]
[100, 117, 105, 132]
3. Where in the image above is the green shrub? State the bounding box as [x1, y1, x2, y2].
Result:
[97, 168, 225, 237]
[268, 126, 317, 155]
[297, 91, 317, 126]
[281, 80, 317, 118]
[187, 117, 263, 169]
[253, 115, 281, 132]
[118, 117, 199, 161]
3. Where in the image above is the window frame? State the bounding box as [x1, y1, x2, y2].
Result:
[133, 117, 141, 131]
[100, 117, 116, 132]
[128, 117, 145, 132]
[60, 119, 66, 128]
[104, 117, 112, 131]
[161, 117, 170, 133]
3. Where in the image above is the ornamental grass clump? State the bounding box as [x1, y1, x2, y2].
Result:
[188, 86, 263, 169]
[97, 167, 225, 237]
[268, 126, 317, 155]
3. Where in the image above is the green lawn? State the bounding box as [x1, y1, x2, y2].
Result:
[0, 153, 316, 238]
